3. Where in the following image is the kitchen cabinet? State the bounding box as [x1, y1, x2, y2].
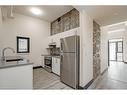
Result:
[52, 57, 60, 76]
[47, 28, 80, 48]
[0, 65, 33, 89]
[50, 38, 60, 48]
[54, 38, 60, 47]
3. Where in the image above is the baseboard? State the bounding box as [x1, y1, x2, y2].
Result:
[33, 66, 43, 69]
[78, 86, 84, 89]
[52, 72, 60, 77]
[87, 75, 101, 89]
[79, 69, 108, 89]
[84, 79, 94, 89]
[78, 79, 94, 89]
[124, 62, 127, 64]
[101, 67, 108, 75]
[88, 68, 109, 89]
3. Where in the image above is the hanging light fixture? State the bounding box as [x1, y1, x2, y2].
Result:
[8, 6, 14, 19]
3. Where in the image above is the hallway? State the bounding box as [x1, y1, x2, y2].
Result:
[90, 61, 127, 89]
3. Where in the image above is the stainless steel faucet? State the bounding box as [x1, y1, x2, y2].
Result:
[2, 47, 15, 61]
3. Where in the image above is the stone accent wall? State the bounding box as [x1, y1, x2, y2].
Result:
[51, 8, 79, 35]
[93, 21, 101, 79]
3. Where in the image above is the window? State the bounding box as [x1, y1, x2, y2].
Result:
[117, 41, 123, 53]
[17, 36, 30, 53]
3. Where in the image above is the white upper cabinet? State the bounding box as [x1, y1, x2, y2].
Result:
[48, 28, 80, 48]
[56, 38, 60, 47]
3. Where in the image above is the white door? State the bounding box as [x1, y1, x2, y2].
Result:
[117, 41, 123, 61]
[109, 42, 116, 61]
[109, 41, 123, 62]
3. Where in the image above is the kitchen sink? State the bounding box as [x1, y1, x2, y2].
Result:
[6, 58, 23, 62]
[2, 56, 24, 62]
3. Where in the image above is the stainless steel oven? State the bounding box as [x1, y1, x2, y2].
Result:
[44, 56, 52, 72]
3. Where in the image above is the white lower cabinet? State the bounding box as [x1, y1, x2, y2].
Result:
[0, 65, 33, 89]
[52, 57, 60, 76]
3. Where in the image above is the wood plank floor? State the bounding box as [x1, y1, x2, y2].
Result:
[33, 68, 72, 89]
[33, 61, 127, 89]
[89, 61, 127, 89]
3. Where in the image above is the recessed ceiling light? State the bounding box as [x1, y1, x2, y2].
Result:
[114, 13, 119, 16]
[30, 7, 42, 15]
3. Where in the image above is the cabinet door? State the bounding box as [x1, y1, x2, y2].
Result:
[56, 38, 60, 47]
[52, 57, 55, 73]
[52, 57, 60, 76]
[55, 58, 60, 76]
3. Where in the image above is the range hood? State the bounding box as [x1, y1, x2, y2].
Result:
[48, 42, 56, 46]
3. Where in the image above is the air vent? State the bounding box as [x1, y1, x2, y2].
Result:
[1, 6, 14, 20]
[58, 17, 61, 22]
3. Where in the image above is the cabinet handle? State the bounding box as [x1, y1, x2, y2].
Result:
[56, 59, 57, 63]
[60, 39, 63, 52]
[60, 55, 63, 65]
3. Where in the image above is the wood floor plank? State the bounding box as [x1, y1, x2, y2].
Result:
[33, 68, 72, 89]
[89, 61, 127, 89]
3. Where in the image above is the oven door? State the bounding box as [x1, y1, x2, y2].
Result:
[44, 57, 52, 72]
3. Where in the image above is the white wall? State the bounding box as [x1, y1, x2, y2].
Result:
[0, 8, 3, 50]
[100, 23, 125, 73]
[107, 24, 124, 40]
[123, 24, 127, 62]
[0, 13, 50, 67]
[100, 27, 108, 73]
[0, 7, 2, 25]
[79, 10, 93, 87]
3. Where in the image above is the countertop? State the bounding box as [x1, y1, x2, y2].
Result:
[0, 60, 33, 69]
[41, 54, 60, 58]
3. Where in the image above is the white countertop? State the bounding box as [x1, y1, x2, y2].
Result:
[0, 60, 33, 69]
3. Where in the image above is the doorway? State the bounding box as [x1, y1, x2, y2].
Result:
[108, 39, 123, 63]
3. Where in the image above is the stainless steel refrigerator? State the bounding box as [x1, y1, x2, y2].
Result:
[60, 35, 80, 89]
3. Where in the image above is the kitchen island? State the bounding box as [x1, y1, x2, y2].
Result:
[0, 59, 33, 89]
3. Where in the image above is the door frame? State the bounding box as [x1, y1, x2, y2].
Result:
[116, 41, 123, 62]
[108, 38, 123, 66]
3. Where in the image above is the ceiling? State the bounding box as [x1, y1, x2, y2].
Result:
[75, 6, 127, 26]
[3, 6, 127, 26]
[13, 6, 73, 22]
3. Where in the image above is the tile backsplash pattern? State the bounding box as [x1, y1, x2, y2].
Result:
[51, 8, 79, 35]
[93, 21, 101, 79]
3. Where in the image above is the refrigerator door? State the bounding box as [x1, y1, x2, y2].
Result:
[60, 36, 77, 53]
[60, 52, 78, 88]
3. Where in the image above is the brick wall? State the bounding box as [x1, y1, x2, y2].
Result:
[93, 21, 101, 79]
[51, 8, 79, 35]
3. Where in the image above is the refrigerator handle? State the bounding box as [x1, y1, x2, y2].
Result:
[60, 54, 63, 76]
[60, 54, 63, 64]
[60, 39, 63, 52]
